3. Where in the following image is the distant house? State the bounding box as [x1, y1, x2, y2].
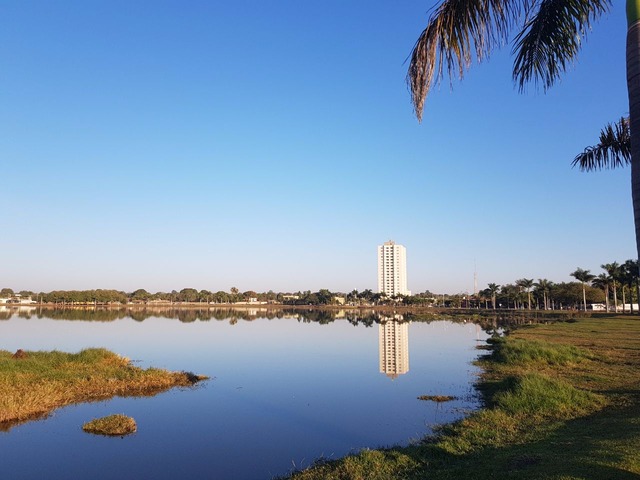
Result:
[2, 295, 37, 305]
[333, 296, 346, 305]
[588, 303, 606, 311]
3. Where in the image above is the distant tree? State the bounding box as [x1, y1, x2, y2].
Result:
[178, 288, 199, 303]
[213, 291, 230, 304]
[534, 279, 553, 310]
[601, 262, 621, 312]
[198, 290, 212, 303]
[516, 278, 534, 310]
[621, 260, 640, 313]
[570, 268, 596, 311]
[242, 291, 257, 301]
[592, 274, 611, 312]
[131, 289, 150, 302]
[316, 289, 333, 305]
[500, 284, 519, 309]
[486, 283, 500, 310]
[0, 288, 14, 297]
[359, 289, 374, 303]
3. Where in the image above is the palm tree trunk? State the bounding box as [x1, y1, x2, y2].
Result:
[627, 1, 640, 279]
[582, 282, 587, 311]
[623, 286, 627, 313]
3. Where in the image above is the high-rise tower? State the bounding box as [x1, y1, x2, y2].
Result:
[377, 240, 410, 296]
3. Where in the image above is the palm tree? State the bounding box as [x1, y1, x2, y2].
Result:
[501, 284, 522, 309]
[534, 278, 553, 310]
[592, 273, 611, 312]
[571, 268, 596, 311]
[573, 118, 630, 170]
[407, 1, 640, 269]
[487, 282, 500, 310]
[626, 259, 640, 313]
[516, 278, 534, 310]
[621, 259, 640, 313]
[601, 262, 621, 311]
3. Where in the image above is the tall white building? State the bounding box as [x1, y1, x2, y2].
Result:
[377, 240, 410, 296]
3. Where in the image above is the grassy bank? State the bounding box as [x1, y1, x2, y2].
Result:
[282, 314, 640, 479]
[0, 348, 206, 430]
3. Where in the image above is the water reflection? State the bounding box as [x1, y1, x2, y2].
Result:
[379, 319, 410, 379]
[0, 309, 499, 480]
[0, 304, 578, 332]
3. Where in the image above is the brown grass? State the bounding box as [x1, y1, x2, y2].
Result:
[82, 414, 137, 436]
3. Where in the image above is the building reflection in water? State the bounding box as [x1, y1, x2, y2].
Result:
[378, 315, 409, 380]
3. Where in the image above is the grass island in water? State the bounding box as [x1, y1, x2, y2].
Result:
[0, 347, 207, 430]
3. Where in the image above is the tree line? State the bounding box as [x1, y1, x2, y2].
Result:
[478, 260, 640, 312]
[3, 258, 639, 311]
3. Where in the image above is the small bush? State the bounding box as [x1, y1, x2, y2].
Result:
[82, 414, 137, 436]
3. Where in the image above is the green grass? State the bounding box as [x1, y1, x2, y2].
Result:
[0, 347, 207, 430]
[281, 314, 640, 479]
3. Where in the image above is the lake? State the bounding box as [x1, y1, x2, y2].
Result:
[0, 307, 490, 479]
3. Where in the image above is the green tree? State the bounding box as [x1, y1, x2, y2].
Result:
[131, 289, 150, 302]
[516, 278, 534, 310]
[0, 288, 14, 298]
[500, 284, 521, 309]
[573, 117, 630, 171]
[316, 289, 333, 305]
[621, 259, 640, 312]
[592, 273, 611, 312]
[570, 268, 596, 311]
[601, 262, 621, 311]
[178, 288, 199, 303]
[198, 290, 212, 303]
[534, 279, 554, 310]
[407, 1, 640, 268]
[486, 283, 500, 310]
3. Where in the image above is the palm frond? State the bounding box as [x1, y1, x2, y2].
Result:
[512, 0, 610, 92]
[407, 0, 526, 122]
[572, 117, 631, 171]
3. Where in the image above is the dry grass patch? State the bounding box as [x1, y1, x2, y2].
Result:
[83, 414, 137, 436]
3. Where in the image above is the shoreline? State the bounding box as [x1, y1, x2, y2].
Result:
[281, 314, 640, 479]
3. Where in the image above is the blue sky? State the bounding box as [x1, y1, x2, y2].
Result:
[2, 1, 634, 294]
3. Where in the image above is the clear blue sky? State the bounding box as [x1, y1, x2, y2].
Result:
[1, 1, 634, 294]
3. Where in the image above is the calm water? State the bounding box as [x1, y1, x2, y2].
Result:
[0, 308, 489, 480]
